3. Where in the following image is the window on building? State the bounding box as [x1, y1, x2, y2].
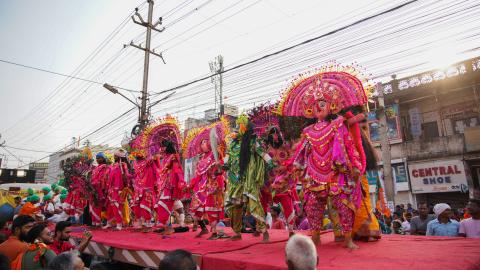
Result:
[401, 116, 413, 141]
[17, 170, 26, 177]
[422, 121, 439, 139]
[451, 116, 480, 134]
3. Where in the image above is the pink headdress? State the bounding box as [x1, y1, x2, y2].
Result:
[277, 63, 373, 117]
[182, 117, 230, 159]
[130, 115, 182, 158]
[248, 104, 280, 138]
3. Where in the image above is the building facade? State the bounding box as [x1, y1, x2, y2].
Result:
[28, 162, 49, 183]
[46, 148, 81, 184]
[367, 57, 480, 209]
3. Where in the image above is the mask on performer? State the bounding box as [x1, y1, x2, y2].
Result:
[313, 99, 331, 120]
[200, 139, 211, 153]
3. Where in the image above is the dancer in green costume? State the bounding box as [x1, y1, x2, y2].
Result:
[225, 115, 274, 242]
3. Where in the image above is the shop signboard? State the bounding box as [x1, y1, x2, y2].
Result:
[408, 159, 468, 194]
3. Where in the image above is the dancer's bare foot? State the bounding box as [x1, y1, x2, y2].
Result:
[229, 233, 242, 241]
[192, 224, 198, 232]
[344, 240, 359, 250]
[262, 231, 270, 243]
[343, 232, 359, 250]
[195, 228, 209, 238]
[368, 236, 379, 242]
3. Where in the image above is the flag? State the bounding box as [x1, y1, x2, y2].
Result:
[376, 174, 391, 217]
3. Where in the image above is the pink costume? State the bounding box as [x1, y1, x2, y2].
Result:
[129, 116, 185, 225]
[189, 152, 225, 223]
[106, 161, 131, 225]
[62, 155, 92, 217]
[90, 164, 110, 224]
[132, 158, 158, 221]
[292, 117, 361, 232]
[64, 175, 87, 216]
[268, 145, 300, 229]
[155, 153, 185, 224]
[183, 118, 229, 224]
[277, 65, 370, 234]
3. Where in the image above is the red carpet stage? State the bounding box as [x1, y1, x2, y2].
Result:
[72, 228, 480, 270]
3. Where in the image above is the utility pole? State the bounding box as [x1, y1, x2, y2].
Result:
[209, 55, 224, 118]
[130, 0, 165, 129]
[377, 82, 395, 209]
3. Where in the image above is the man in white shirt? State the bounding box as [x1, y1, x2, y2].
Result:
[48, 193, 70, 223]
[459, 199, 480, 238]
[401, 212, 412, 234]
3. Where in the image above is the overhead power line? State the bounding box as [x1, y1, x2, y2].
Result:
[3, 145, 54, 154]
[0, 59, 141, 94]
[152, 0, 419, 96]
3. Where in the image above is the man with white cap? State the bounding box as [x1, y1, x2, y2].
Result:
[426, 203, 460, 237]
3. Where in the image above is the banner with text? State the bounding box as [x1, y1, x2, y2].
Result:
[408, 159, 468, 194]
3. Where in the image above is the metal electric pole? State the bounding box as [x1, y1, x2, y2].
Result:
[377, 82, 395, 208]
[130, 0, 165, 129]
[209, 55, 224, 118]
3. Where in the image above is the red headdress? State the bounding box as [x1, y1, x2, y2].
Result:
[130, 115, 182, 159]
[248, 103, 280, 138]
[277, 63, 373, 117]
[182, 117, 230, 159]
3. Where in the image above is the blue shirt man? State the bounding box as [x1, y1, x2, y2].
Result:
[426, 218, 459, 236]
[426, 203, 459, 237]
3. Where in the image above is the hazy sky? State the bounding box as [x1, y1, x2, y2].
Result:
[1, 0, 479, 168]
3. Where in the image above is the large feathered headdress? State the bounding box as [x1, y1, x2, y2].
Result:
[247, 103, 280, 138]
[182, 117, 230, 159]
[277, 63, 373, 118]
[130, 115, 181, 158]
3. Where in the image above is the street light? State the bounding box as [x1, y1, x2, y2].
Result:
[103, 83, 140, 108]
[103, 83, 176, 135]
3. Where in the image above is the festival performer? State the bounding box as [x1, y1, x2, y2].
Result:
[90, 152, 110, 227]
[130, 116, 186, 229]
[225, 114, 274, 242]
[62, 149, 93, 221]
[183, 118, 229, 239]
[350, 119, 382, 241]
[155, 138, 186, 228]
[267, 127, 301, 235]
[131, 153, 158, 228]
[278, 65, 370, 249]
[249, 105, 299, 235]
[104, 149, 132, 230]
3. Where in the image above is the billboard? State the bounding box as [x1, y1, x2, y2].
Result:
[408, 159, 468, 194]
[368, 104, 402, 143]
